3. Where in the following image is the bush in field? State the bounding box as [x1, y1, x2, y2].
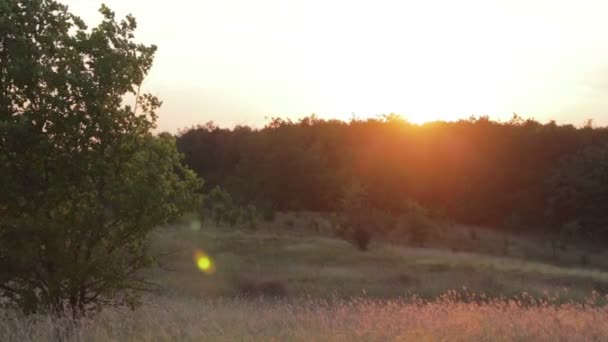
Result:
[406, 210, 435, 247]
[203, 186, 233, 226]
[351, 228, 372, 251]
[0, 1, 201, 316]
[243, 204, 259, 229]
[338, 182, 374, 251]
[388, 200, 437, 247]
[337, 184, 439, 249]
[226, 207, 241, 227]
[201, 186, 262, 228]
[259, 201, 277, 222]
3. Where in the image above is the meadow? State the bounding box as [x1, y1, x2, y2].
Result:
[5, 1, 608, 341]
[3, 213, 608, 341]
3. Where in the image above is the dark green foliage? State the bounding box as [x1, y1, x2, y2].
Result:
[580, 254, 590, 267]
[559, 221, 581, 251]
[0, 1, 201, 316]
[352, 228, 372, 251]
[177, 114, 608, 242]
[399, 200, 438, 247]
[244, 204, 259, 229]
[548, 144, 608, 242]
[202, 186, 261, 229]
[337, 183, 377, 251]
[503, 213, 524, 231]
[335, 183, 437, 250]
[204, 186, 234, 226]
[383, 200, 437, 247]
[259, 202, 277, 222]
[226, 207, 241, 227]
[405, 209, 435, 247]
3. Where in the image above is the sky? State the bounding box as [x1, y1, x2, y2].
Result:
[63, 0, 608, 132]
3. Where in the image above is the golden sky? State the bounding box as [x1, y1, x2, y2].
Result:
[64, 0, 608, 131]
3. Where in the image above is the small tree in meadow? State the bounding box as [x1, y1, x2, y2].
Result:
[339, 182, 373, 251]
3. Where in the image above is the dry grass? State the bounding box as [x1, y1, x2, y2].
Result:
[5, 219, 608, 340]
[2, 293, 608, 341]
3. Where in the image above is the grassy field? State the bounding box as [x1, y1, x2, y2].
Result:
[3, 213, 608, 341]
[149, 213, 608, 301]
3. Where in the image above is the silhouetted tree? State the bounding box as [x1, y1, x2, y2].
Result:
[339, 182, 374, 251]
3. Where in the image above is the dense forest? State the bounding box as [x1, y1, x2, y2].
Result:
[177, 115, 608, 242]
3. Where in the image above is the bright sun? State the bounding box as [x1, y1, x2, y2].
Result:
[64, 0, 608, 130]
[267, 0, 525, 125]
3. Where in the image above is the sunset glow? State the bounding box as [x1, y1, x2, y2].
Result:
[63, 0, 608, 130]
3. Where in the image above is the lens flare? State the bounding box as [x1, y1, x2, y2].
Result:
[193, 249, 215, 274]
[197, 256, 211, 270]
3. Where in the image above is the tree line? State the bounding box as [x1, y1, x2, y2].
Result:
[177, 115, 608, 242]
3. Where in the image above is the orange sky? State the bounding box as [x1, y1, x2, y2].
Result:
[64, 0, 608, 131]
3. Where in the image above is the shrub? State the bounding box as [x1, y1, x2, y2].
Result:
[338, 182, 376, 251]
[203, 186, 233, 227]
[352, 228, 372, 251]
[580, 254, 590, 267]
[407, 212, 434, 247]
[331, 215, 347, 238]
[226, 207, 241, 227]
[244, 204, 259, 229]
[259, 202, 277, 222]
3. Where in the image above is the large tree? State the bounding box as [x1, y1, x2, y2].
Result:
[0, 0, 201, 316]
